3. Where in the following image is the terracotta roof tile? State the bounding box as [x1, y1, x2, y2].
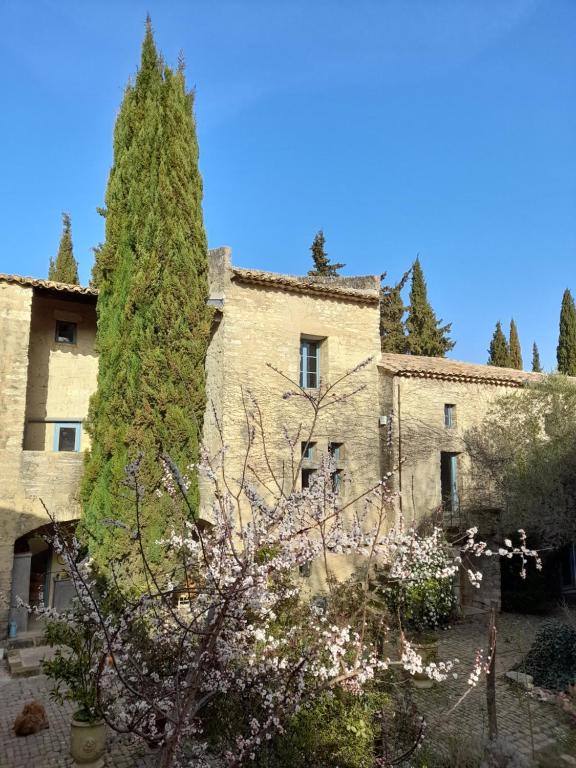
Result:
[231, 267, 379, 303]
[0, 273, 97, 297]
[378, 353, 544, 387]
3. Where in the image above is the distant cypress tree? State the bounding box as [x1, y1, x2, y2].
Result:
[531, 342, 542, 373]
[307, 230, 345, 276]
[82, 20, 212, 571]
[487, 321, 511, 367]
[509, 319, 523, 370]
[380, 269, 410, 353]
[405, 257, 454, 357]
[48, 212, 79, 284]
[557, 289, 576, 375]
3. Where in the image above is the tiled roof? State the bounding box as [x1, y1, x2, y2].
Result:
[0, 273, 97, 297]
[378, 353, 544, 387]
[231, 267, 380, 304]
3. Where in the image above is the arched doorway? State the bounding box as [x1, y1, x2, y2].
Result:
[10, 520, 78, 635]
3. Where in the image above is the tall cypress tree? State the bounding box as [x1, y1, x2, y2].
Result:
[509, 319, 523, 370]
[405, 257, 454, 356]
[557, 289, 576, 375]
[82, 20, 212, 571]
[307, 230, 345, 276]
[487, 321, 511, 367]
[380, 269, 410, 353]
[48, 212, 79, 284]
[531, 342, 542, 373]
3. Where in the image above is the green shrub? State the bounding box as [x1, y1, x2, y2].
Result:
[383, 574, 455, 635]
[519, 619, 576, 691]
[261, 688, 390, 768]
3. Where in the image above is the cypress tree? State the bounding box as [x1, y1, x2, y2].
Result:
[307, 230, 345, 276]
[487, 321, 511, 367]
[509, 319, 523, 370]
[380, 269, 410, 353]
[531, 342, 542, 373]
[82, 20, 212, 572]
[557, 289, 576, 375]
[405, 257, 454, 356]
[48, 212, 79, 284]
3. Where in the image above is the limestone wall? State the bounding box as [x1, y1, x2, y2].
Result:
[0, 283, 96, 634]
[381, 374, 516, 527]
[23, 293, 97, 451]
[203, 254, 383, 540]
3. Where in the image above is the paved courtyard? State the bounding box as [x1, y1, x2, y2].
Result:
[0, 671, 154, 768]
[412, 613, 576, 766]
[0, 614, 574, 767]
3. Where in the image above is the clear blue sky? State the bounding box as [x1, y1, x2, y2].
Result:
[1, 0, 574, 370]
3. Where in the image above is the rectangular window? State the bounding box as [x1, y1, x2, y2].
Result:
[55, 321, 77, 344]
[301, 468, 317, 489]
[53, 422, 81, 452]
[301, 441, 316, 461]
[300, 339, 320, 388]
[444, 404, 455, 428]
[332, 469, 343, 493]
[440, 451, 459, 513]
[328, 442, 344, 461]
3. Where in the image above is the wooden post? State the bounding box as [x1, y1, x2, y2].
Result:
[486, 605, 498, 741]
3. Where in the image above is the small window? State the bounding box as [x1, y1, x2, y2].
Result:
[301, 441, 316, 461]
[328, 442, 344, 461]
[332, 469, 343, 492]
[301, 468, 317, 489]
[300, 338, 320, 389]
[55, 321, 77, 344]
[444, 404, 455, 428]
[53, 422, 81, 452]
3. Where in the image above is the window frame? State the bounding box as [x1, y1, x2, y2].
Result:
[301, 441, 316, 462]
[299, 337, 321, 389]
[53, 422, 81, 452]
[55, 320, 77, 345]
[301, 467, 317, 489]
[328, 441, 344, 461]
[444, 404, 456, 429]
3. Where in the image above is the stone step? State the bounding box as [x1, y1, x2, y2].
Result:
[7, 645, 56, 677]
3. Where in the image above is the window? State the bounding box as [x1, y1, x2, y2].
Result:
[332, 469, 343, 492]
[55, 321, 77, 344]
[301, 441, 316, 461]
[53, 422, 81, 452]
[301, 468, 317, 489]
[300, 338, 320, 388]
[444, 404, 455, 428]
[328, 442, 344, 461]
[440, 452, 459, 513]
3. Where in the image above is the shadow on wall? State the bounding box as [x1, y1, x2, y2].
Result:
[23, 292, 96, 451]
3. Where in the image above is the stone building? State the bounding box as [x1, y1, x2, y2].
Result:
[0, 274, 98, 635]
[0, 253, 546, 635]
[379, 353, 543, 611]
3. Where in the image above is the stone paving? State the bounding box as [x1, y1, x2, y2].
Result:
[412, 613, 576, 766]
[0, 671, 155, 768]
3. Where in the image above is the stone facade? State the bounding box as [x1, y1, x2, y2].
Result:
[0, 260, 543, 635]
[0, 277, 97, 634]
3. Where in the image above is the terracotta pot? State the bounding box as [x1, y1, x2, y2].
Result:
[70, 717, 106, 768]
[411, 637, 439, 689]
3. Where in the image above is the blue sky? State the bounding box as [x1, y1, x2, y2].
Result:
[0, 0, 574, 370]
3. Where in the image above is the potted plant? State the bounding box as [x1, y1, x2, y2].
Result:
[42, 604, 106, 767]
